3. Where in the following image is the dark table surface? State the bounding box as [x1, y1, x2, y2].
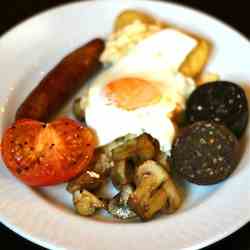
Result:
[0, 0, 249, 250]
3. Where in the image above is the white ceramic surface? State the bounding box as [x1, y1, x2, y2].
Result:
[0, 1, 249, 250]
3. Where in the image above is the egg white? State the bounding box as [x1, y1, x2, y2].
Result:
[84, 28, 197, 153]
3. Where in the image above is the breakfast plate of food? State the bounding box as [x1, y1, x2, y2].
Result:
[0, 0, 249, 249]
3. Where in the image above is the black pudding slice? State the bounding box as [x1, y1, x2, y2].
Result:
[171, 121, 238, 185]
[186, 81, 249, 138]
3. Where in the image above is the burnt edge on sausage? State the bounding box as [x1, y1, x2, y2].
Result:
[15, 38, 105, 122]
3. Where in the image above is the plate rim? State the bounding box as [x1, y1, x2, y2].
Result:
[0, 1, 249, 250]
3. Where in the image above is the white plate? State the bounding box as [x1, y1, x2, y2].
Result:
[0, 1, 249, 250]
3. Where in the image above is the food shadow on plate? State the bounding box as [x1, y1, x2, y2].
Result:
[33, 184, 74, 213]
[34, 182, 141, 224]
[174, 79, 250, 212]
[231, 82, 250, 174]
[2, 70, 250, 223]
[169, 171, 221, 213]
[171, 133, 249, 214]
[172, 125, 249, 213]
[1, 56, 100, 130]
[0, 66, 42, 130]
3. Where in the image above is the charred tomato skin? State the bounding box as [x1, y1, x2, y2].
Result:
[1, 117, 96, 186]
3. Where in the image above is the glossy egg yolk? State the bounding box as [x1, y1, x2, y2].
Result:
[104, 77, 162, 110]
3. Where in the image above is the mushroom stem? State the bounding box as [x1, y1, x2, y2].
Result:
[111, 134, 158, 164]
[111, 159, 134, 190]
[73, 190, 105, 216]
[128, 160, 167, 220]
[128, 160, 182, 220]
[67, 148, 112, 193]
[160, 176, 183, 214]
[108, 185, 137, 219]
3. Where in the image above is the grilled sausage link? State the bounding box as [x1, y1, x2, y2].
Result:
[15, 38, 105, 122]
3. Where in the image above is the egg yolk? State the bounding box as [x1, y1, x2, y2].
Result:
[104, 77, 161, 110]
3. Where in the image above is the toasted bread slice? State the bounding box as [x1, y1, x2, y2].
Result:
[114, 9, 212, 78]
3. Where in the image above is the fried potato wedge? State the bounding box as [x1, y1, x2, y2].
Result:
[114, 9, 212, 79]
[179, 38, 211, 78]
[196, 72, 220, 85]
[114, 9, 167, 31]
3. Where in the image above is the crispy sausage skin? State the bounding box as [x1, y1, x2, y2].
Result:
[15, 38, 105, 122]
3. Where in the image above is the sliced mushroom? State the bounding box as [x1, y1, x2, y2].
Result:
[111, 133, 159, 164]
[111, 137, 137, 161]
[67, 170, 104, 193]
[103, 134, 136, 154]
[67, 148, 113, 193]
[73, 190, 105, 216]
[134, 160, 167, 186]
[111, 159, 134, 190]
[155, 151, 170, 172]
[160, 177, 183, 214]
[108, 185, 137, 220]
[92, 147, 113, 176]
[128, 160, 182, 220]
[129, 160, 168, 220]
[135, 133, 159, 163]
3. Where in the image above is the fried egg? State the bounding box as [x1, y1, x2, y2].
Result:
[84, 28, 197, 153]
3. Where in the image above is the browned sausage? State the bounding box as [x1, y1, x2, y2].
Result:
[15, 38, 105, 122]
